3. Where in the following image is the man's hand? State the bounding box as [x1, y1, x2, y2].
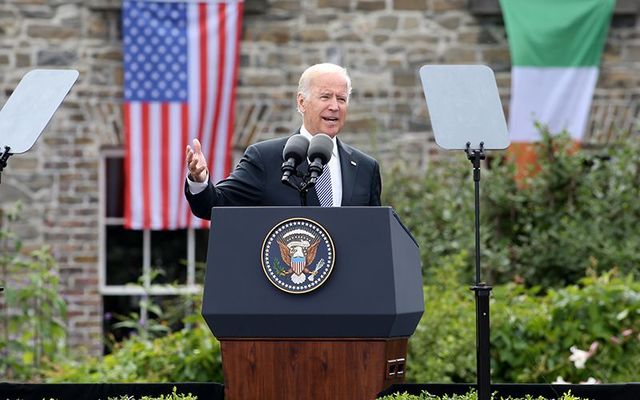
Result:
[186, 138, 208, 183]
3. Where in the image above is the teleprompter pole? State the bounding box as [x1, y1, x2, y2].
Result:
[0, 146, 12, 184]
[465, 142, 492, 400]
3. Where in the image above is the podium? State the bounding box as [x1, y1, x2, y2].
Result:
[202, 207, 424, 400]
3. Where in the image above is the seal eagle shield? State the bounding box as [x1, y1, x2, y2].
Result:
[261, 218, 335, 294]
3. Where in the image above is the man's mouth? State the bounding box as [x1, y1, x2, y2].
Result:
[322, 117, 338, 122]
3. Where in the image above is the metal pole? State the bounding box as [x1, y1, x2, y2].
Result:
[466, 142, 491, 400]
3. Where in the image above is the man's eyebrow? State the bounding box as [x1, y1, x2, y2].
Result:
[318, 90, 347, 97]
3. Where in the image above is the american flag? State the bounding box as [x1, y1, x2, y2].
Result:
[122, 0, 243, 230]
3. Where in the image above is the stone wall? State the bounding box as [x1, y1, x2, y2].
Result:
[0, 0, 638, 355]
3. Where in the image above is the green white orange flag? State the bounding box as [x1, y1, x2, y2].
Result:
[500, 0, 614, 175]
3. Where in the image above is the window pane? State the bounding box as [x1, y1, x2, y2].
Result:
[106, 226, 143, 285]
[103, 295, 194, 353]
[105, 157, 125, 218]
[152, 295, 194, 331]
[103, 295, 141, 352]
[150, 230, 188, 284]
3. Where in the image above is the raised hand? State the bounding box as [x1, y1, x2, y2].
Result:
[185, 138, 209, 183]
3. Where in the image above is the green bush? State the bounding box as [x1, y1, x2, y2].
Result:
[492, 270, 640, 383]
[383, 130, 640, 287]
[484, 130, 640, 286]
[378, 390, 586, 400]
[44, 317, 222, 383]
[0, 202, 67, 381]
[407, 250, 640, 383]
[407, 252, 475, 383]
[384, 156, 475, 285]
[109, 387, 198, 400]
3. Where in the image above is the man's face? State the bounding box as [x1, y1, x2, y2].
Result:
[297, 72, 349, 138]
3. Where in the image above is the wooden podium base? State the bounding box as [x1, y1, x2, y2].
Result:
[220, 338, 408, 400]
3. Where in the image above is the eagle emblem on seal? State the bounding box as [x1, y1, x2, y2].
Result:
[277, 234, 320, 284]
[261, 218, 335, 294]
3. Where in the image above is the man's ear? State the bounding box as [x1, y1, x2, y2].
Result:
[296, 93, 305, 113]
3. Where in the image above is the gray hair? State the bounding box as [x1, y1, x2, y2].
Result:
[297, 63, 353, 104]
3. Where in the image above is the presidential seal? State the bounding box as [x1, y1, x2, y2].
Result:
[261, 218, 335, 294]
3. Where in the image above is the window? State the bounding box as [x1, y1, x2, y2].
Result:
[99, 147, 208, 347]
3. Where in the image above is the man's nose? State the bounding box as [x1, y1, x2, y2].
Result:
[328, 96, 339, 110]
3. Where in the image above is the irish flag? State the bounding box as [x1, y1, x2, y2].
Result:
[500, 0, 614, 174]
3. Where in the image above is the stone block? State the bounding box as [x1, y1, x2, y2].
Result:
[27, 23, 76, 39]
[304, 14, 335, 24]
[443, 46, 476, 63]
[299, 28, 330, 42]
[88, 17, 109, 40]
[626, 45, 640, 61]
[376, 16, 399, 30]
[93, 48, 121, 62]
[480, 47, 510, 65]
[270, 0, 301, 13]
[373, 34, 390, 45]
[37, 49, 77, 66]
[317, 0, 351, 11]
[432, 0, 465, 12]
[394, 0, 428, 11]
[436, 14, 462, 30]
[242, 69, 287, 87]
[258, 26, 291, 44]
[402, 16, 421, 30]
[356, 0, 386, 11]
[392, 69, 417, 87]
[18, 5, 54, 18]
[344, 115, 380, 133]
[16, 53, 31, 67]
[335, 31, 362, 41]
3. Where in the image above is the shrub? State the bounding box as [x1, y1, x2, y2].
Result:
[0, 202, 67, 381]
[406, 250, 640, 384]
[377, 390, 587, 400]
[383, 156, 475, 285]
[407, 252, 475, 383]
[44, 317, 222, 383]
[492, 270, 640, 383]
[109, 387, 198, 400]
[484, 130, 640, 286]
[383, 130, 640, 287]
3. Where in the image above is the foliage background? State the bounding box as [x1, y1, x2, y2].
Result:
[2, 132, 640, 384]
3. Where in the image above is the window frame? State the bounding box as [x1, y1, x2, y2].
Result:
[98, 147, 203, 330]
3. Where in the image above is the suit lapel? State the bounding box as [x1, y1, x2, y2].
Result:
[338, 139, 357, 206]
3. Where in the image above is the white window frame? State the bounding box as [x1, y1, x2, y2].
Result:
[99, 147, 203, 325]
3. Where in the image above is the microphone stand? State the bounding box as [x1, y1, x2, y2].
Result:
[281, 169, 315, 206]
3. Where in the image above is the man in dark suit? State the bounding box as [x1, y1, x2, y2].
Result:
[185, 63, 381, 220]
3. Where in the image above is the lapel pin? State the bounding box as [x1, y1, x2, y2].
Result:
[350, 160, 357, 166]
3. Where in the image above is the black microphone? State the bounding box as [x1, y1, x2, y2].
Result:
[281, 135, 310, 183]
[307, 133, 333, 185]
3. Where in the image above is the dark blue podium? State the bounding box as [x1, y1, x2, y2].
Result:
[202, 207, 424, 400]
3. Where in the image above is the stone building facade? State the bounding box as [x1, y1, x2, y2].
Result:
[0, 0, 638, 355]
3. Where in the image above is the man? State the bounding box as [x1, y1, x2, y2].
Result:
[185, 63, 381, 220]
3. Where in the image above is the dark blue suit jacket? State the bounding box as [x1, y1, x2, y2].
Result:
[185, 134, 382, 220]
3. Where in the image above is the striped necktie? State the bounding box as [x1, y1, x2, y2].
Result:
[315, 165, 333, 207]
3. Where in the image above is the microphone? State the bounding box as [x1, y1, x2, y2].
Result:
[281, 135, 310, 183]
[307, 133, 333, 185]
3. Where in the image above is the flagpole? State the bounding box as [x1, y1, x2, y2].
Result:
[466, 142, 492, 400]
